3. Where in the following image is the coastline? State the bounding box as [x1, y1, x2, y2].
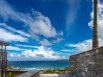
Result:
[8, 60, 69, 70]
[6, 66, 70, 77]
[7, 61, 69, 76]
[7, 64, 69, 72]
[11, 66, 69, 71]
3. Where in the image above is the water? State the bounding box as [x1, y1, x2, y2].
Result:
[8, 61, 69, 70]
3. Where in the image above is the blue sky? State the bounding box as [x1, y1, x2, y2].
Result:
[0, 0, 103, 61]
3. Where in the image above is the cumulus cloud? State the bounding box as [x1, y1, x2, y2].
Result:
[0, 0, 63, 45]
[9, 53, 20, 58]
[67, 39, 103, 53]
[0, 28, 28, 42]
[29, 11, 58, 38]
[67, 40, 92, 53]
[8, 46, 60, 60]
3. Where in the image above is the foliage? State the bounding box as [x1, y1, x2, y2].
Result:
[40, 67, 70, 74]
[8, 71, 15, 77]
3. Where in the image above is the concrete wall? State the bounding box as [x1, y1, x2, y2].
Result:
[70, 46, 103, 77]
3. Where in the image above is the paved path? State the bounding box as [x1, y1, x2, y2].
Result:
[15, 70, 39, 77]
[40, 74, 70, 77]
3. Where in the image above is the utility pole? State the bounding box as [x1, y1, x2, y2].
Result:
[92, 0, 99, 49]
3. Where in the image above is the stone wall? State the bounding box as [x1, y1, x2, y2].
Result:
[70, 46, 103, 77]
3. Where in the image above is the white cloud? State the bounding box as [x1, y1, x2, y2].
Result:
[8, 46, 60, 60]
[0, 28, 28, 42]
[39, 39, 52, 46]
[67, 44, 79, 47]
[67, 39, 92, 53]
[52, 38, 64, 44]
[16, 44, 39, 48]
[9, 53, 14, 57]
[0, 0, 63, 45]
[29, 11, 58, 38]
[76, 40, 92, 52]
[66, 0, 81, 27]
[0, 23, 30, 37]
[67, 39, 103, 53]
[7, 46, 26, 51]
[65, 0, 81, 37]
[61, 49, 74, 52]
[39, 38, 63, 46]
[22, 46, 60, 59]
[9, 53, 20, 58]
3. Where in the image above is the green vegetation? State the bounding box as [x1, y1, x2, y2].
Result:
[40, 67, 70, 74]
[7, 65, 17, 77]
[7, 65, 16, 70]
[8, 71, 16, 77]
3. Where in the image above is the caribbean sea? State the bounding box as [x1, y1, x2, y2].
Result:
[8, 61, 69, 69]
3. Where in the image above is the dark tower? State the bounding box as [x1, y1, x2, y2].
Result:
[92, 0, 99, 49]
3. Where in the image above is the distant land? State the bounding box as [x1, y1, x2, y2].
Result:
[56, 59, 69, 62]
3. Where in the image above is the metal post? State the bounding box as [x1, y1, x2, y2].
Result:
[4, 46, 7, 77]
[1, 45, 3, 77]
[3, 46, 5, 77]
[0, 45, 2, 77]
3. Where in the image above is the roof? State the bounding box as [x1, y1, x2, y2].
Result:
[0, 40, 9, 46]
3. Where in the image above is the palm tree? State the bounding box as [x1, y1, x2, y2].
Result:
[92, 0, 99, 49]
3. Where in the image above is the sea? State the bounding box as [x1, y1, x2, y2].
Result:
[8, 61, 69, 70]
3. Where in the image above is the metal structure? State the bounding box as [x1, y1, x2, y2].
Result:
[0, 41, 9, 77]
[92, 0, 99, 49]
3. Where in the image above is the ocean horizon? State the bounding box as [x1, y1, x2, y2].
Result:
[8, 61, 69, 70]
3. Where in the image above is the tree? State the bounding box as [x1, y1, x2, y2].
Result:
[92, 0, 99, 49]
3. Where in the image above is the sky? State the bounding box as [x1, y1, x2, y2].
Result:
[0, 0, 103, 61]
